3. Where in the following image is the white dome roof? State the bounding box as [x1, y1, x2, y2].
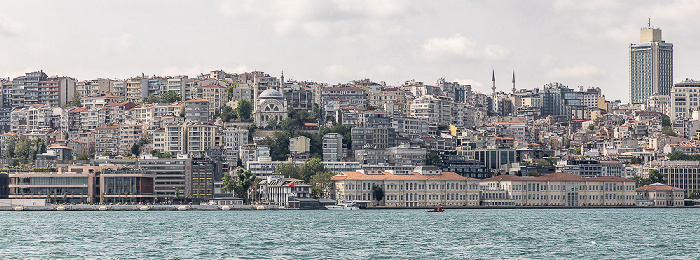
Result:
[259, 89, 283, 99]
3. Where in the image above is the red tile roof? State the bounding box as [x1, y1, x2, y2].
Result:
[95, 125, 119, 130]
[636, 183, 683, 191]
[331, 171, 470, 181]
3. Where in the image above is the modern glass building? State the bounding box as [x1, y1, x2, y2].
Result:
[629, 26, 673, 104]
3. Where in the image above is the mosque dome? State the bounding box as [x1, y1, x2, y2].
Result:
[259, 89, 283, 99]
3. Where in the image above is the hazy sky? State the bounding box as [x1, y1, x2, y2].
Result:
[1, 1, 699, 101]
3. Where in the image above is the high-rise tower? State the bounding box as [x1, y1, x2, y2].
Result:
[629, 22, 673, 104]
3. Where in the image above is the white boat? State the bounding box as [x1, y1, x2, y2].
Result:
[326, 202, 360, 210]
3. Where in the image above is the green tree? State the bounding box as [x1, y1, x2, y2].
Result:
[668, 151, 700, 161]
[300, 158, 325, 182]
[661, 114, 671, 127]
[259, 131, 290, 161]
[236, 98, 253, 121]
[233, 168, 257, 203]
[220, 106, 237, 122]
[572, 146, 581, 155]
[142, 94, 160, 104]
[222, 171, 235, 193]
[426, 152, 440, 166]
[634, 169, 665, 187]
[648, 169, 665, 184]
[280, 117, 298, 133]
[273, 161, 302, 180]
[174, 187, 181, 199]
[662, 126, 677, 137]
[267, 118, 278, 130]
[310, 170, 336, 198]
[160, 90, 181, 103]
[629, 157, 644, 164]
[76, 153, 90, 160]
[67, 93, 82, 107]
[142, 91, 181, 104]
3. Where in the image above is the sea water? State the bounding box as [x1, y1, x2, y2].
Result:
[0, 208, 698, 259]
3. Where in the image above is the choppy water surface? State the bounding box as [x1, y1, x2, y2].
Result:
[1, 208, 699, 259]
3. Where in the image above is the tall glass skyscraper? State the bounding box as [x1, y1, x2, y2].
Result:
[629, 26, 673, 104]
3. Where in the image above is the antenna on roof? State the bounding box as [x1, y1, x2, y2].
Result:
[648, 16, 651, 27]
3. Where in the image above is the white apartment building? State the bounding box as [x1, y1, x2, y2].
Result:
[670, 79, 700, 121]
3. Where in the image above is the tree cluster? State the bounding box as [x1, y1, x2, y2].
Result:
[130, 139, 149, 157]
[65, 93, 82, 108]
[236, 98, 253, 121]
[259, 106, 350, 160]
[661, 126, 677, 137]
[632, 169, 664, 188]
[668, 151, 700, 161]
[273, 158, 336, 198]
[142, 90, 181, 104]
[1, 136, 47, 165]
[222, 168, 258, 203]
[219, 106, 237, 122]
[150, 150, 172, 158]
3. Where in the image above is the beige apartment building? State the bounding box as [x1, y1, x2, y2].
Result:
[332, 168, 637, 208]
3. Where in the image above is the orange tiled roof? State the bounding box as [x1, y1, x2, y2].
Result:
[331, 171, 471, 181]
[95, 125, 119, 130]
[636, 183, 683, 191]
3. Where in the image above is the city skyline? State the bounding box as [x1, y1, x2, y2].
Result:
[2, 1, 700, 101]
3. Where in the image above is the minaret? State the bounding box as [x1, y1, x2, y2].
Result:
[279, 70, 284, 91]
[491, 69, 496, 96]
[511, 71, 516, 94]
[253, 74, 259, 108]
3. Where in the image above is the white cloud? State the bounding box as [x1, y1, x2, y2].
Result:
[453, 78, 488, 93]
[217, 0, 416, 40]
[540, 54, 555, 67]
[323, 65, 350, 81]
[419, 34, 510, 62]
[547, 63, 603, 80]
[0, 15, 25, 36]
[120, 33, 134, 49]
[101, 33, 136, 53]
[552, 0, 621, 11]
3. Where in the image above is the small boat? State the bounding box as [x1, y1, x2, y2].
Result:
[425, 206, 444, 212]
[326, 202, 360, 210]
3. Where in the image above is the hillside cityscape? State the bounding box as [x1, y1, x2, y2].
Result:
[0, 24, 696, 209]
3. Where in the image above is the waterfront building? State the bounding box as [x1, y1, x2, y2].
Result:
[99, 167, 156, 204]
[331, 170, 636, 208]
[332, 166, 481, 208]
[258, 176, 311, 207]
[629, 25, 673, 104]
[635, 183, 684, 207]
